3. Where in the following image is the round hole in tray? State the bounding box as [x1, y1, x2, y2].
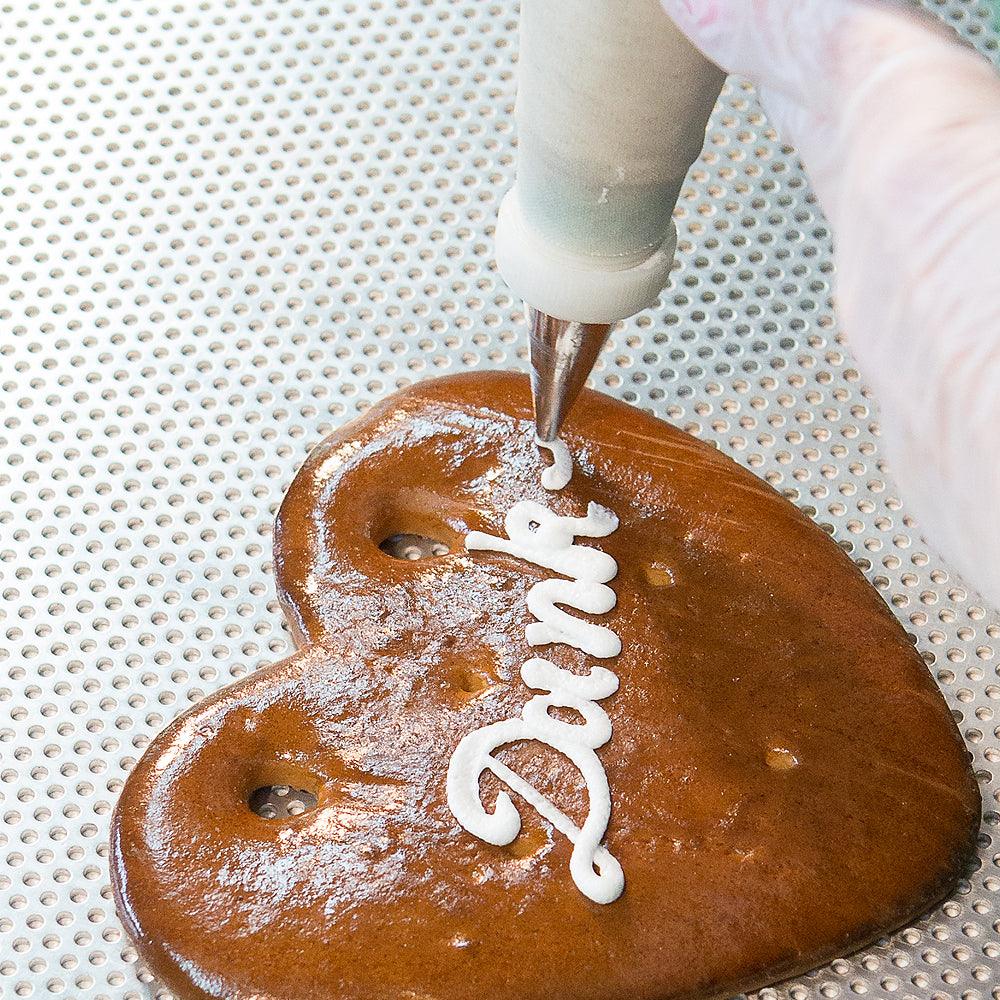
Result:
[380, 533, 450, 560]
[249, 784, 319, 820]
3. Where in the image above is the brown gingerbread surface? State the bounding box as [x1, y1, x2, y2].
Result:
[110, 371, 979, 1000]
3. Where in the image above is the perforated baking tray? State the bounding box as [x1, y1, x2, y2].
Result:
[1, 1, 999, 997]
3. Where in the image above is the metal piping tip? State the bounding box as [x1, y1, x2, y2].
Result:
[528, 307, 613, 442]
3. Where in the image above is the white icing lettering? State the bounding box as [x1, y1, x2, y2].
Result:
[448, 442, 625, 904]
[446, 658, 623, 905]
[525, 579, 621, 658]
[467, 501, 618, 584]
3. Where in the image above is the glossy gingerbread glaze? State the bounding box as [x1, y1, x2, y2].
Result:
[111, 372, 980, 1000]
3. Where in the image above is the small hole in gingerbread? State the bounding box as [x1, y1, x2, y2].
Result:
[249, 784, 319, 820]
[379, 533, 450, 560]
[452, 667, 489, 695]
[764, 747, 800, 771]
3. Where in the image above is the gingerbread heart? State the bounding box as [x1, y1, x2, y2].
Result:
[110, 372, 979, 1000]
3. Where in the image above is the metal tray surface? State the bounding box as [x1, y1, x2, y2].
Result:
[0, 1, 998, 998]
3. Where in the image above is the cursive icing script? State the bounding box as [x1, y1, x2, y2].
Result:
[446, 448, 624, 905]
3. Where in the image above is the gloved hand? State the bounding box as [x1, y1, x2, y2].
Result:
[661, 0, 1000, 608]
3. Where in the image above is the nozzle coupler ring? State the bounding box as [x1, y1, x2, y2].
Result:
[494, 187, 677, 326]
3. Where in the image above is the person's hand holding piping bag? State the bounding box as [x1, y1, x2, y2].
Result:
[659, 0, 1000, 607]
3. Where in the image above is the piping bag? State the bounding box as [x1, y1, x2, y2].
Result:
[495, 0, 724, 441]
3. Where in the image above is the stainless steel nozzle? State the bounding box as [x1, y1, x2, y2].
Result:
[528, 307, 612, 442]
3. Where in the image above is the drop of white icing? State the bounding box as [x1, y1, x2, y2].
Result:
[537, 436, 572, 491]
[448, 438, 626, 905]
